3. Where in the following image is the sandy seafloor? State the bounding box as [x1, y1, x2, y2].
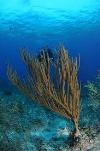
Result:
[0, 87, 100, 151]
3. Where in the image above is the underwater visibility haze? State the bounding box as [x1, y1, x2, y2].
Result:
[0, 0, 100, 151]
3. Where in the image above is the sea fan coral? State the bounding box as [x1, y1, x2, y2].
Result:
[7, 46, 81, 139]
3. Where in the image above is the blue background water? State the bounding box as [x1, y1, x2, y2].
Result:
[0, 0, 100, 87]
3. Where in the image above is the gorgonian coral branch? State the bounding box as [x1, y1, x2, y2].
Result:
[7, 46, 81, 138]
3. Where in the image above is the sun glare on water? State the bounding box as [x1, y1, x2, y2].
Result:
[0, 0, 99, 14]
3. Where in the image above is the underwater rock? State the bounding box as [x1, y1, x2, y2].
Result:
[67, 128, 98, 151]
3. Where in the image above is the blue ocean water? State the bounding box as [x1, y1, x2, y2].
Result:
[0, 0, 100, 86]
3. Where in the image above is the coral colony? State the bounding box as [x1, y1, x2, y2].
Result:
[7, 46, 81, 142]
